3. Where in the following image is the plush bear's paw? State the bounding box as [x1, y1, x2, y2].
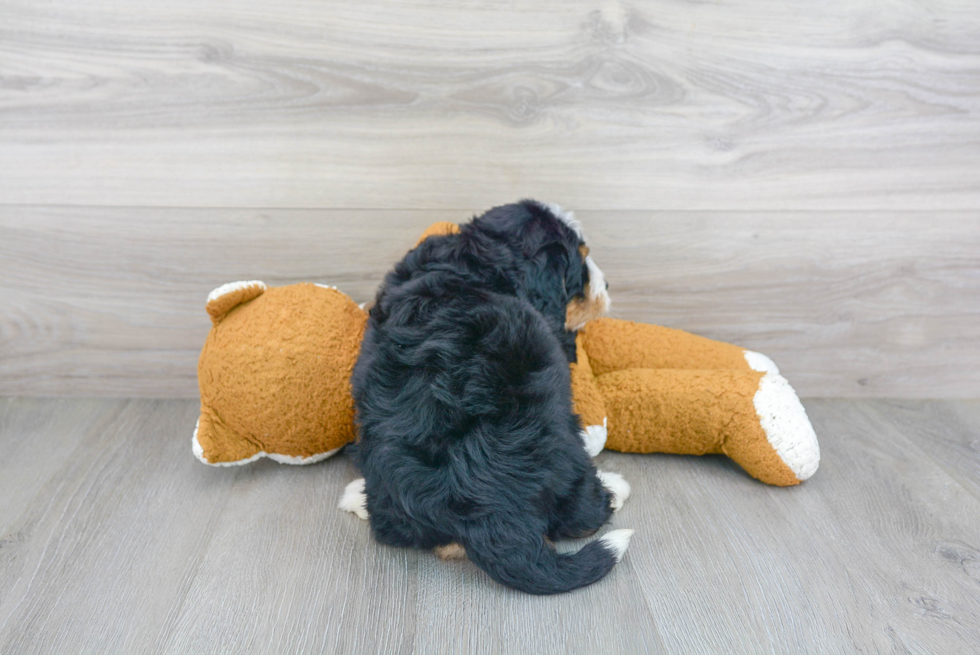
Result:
[580, 418, 608, 458]
[754, 373, 820, 481]
[744, 350, 780, 374]
[338, 478, 369, 520]
[597, 470, 631, 512]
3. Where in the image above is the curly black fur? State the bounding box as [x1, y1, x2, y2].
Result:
[349, 200, 626, 595]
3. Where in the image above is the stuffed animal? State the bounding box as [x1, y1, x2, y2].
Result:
[569, 318, 818, 486]
[193, 280, 365, 466]
[193, 224, 819, 486]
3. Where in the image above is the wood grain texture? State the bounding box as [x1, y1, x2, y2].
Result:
[2, 206, 977, 398]
[0, 0, 978, 210]
[2, 397, 980, 653]
[860, 399, 980, 502]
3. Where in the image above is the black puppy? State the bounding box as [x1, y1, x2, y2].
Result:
[340, 200, 632, 595]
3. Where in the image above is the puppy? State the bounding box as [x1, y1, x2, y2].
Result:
[343, 200, 632, 595]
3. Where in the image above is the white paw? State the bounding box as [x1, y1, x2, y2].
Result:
[338, 478, 369, 520]
[581, 418, 607, 458]
[753, 373, 820, 481]
[599, 529, 634, 562]
[597, 470, 631, 512]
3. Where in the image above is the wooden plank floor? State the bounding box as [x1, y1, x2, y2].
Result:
[2, 397, 979, 654]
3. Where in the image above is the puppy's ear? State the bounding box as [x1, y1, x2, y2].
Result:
[524, 244, 578, 361]
[526, 244, 568, 314]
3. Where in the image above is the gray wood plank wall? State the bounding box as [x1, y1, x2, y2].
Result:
[2, 0, 978, 210]
[1, 0, 978, 398]
[2, 207, 978, 398]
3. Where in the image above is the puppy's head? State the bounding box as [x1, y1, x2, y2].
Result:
[563, 241, 610, 331]
[472, 200, 611, 331]
[541, 203, 611, 331]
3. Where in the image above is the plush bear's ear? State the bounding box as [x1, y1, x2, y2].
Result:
[205, 280, 267, 325]
[415, 221, 460, 248]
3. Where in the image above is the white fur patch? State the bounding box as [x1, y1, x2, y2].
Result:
[584, 256, 610, 308]
[581, 418, 608, 457]
[753, 373, 820, 481]
[599, 529, 634, 562]
[744, 350, 780, 375]
[338, 478, 369, 520]
[206, 280, 266, 303]
[314, 283, 338, 290]
[597, 470, 631, 512]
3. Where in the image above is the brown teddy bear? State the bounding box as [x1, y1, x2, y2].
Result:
[193, 224, 819, 486]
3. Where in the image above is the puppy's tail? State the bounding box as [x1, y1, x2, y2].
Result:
[461, 526, 634, 595]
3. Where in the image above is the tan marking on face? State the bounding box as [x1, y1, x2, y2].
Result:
[434, 543, 467, 560]
[566, 294, 610, 330]
[565, 252, 611, 330]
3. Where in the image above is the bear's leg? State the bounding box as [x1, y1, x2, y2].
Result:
[580, 317, 778, 376]
[596, 368, 818, 486]
[728, 372, 820, 484]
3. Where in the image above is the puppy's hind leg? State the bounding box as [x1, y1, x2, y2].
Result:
[596, 470, 631, 512]
[580, 418, 607, 458]
[549, 470, 622, 541]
